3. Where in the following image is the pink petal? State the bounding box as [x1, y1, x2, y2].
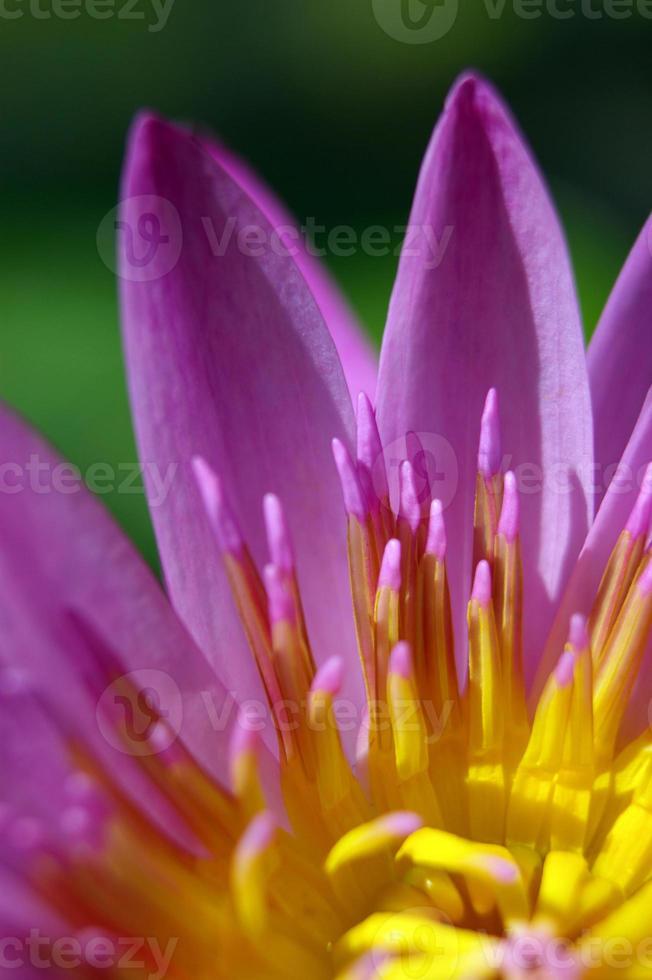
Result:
[376, 74, 593, 685]
[534, 388, 652, 731]
[207, 139, 378, 401]
[119, 114, 362, 730]
[588, 214, 652, 502]
[0, 686, 74, 838]
[0, 405, 239, 782]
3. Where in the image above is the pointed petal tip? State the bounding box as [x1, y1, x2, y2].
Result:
[425, 499, 447, 560]
[311, 656, 344, 697]
[379, 539, 402, 592]
[445, 70, 484, 109]
[378, 65, 592, 689]
[443, 71, 508, 131]
[471, 559, 492, 607]
[123, 110, 184, 188]
[127, 108, 164, 142]
[125, 109, 202, 157]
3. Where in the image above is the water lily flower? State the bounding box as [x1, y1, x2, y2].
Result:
[3, 72, 652, 979]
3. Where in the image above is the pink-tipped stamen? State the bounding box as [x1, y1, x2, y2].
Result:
[264, 564, 296, 625]
[399, 460, 421, 532]
[425, 499, 447, 560]
[406, 431, 431, 502]
[625, 464, 652, 539]
[555, 649, 576, 688]
[478, 387, 502, 478]
[356, 393, 385, 483]
[379, 539, 402, 592]
[332, 438, 367, 522]
[498, 470, 519, 542]
[192, 456, 243, 555]
[637, 560, 652, 597]
[471, 559, 492, 608]
[237, 811, 277, 860]
[263, 493, 294, 574]
[476, 854, 519, 884]
[379, 811, 424, 838]
[311, 656, 344, 696]
[568, 613, 589, 653]
[229, 709, 261, 764]
[389, 642, 413, 680]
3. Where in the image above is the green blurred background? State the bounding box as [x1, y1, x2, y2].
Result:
[1, 0, 650, 567]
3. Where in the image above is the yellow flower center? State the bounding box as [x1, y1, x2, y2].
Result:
[36, 394, 652, 980]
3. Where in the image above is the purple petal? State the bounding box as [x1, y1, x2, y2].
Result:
[0, 684, 73, 822]
[588, 214, 652, 501]
[376, 74, 593, 685]
[207, 139, 377, 401]
[0, 405, 239, 781]
[119, 114, 362, 728]
[534, 388, 652, 732]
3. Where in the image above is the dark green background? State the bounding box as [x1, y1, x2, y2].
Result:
[1, 1, 650, 567]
